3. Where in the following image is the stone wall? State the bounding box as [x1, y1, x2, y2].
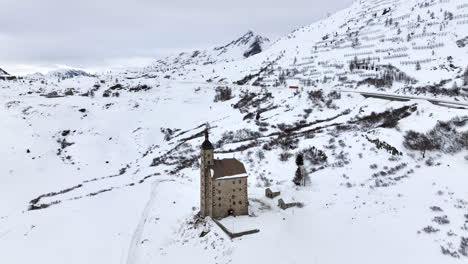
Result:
[212, 176, 248, 218]
[211, 217, 259, 239]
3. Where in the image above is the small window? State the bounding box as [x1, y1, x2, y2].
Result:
[218, 197, 221, 201]
[239, 188, 242, 191]
[238, 180, 241, 184]
[218, 190, 221, 194]
[218, 183, 220, 186]
[233, 201, 236, 205]
[233, 180, 235, 184]
[219, 203, 221, 207]
[239, 201, 242, 205]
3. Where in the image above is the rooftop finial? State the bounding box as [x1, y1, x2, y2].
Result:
[201, 123, 214, 150]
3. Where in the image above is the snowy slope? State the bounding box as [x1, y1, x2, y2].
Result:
[146, 0, 468, 93]
[0, 67, 9, 76]
[0, 0, 468, 264]
[45, 69, 94, 80]
[145, 30, 270, 77]
[23, 69, 94, 81]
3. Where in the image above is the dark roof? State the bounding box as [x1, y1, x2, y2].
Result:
[202, 139, 214, 150]
[201, 129, 214, 150]
[212, 158, 247, 179]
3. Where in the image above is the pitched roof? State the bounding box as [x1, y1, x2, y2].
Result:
[212, 158, 247, 179]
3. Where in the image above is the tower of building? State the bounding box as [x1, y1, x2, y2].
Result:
[200, 130, 214, 217]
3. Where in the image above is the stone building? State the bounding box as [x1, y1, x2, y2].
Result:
[200, 130, 249, 219]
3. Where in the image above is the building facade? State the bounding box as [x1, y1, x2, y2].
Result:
[200, 131, 249, 219]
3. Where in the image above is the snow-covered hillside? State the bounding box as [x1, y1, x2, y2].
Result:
[146, 30, 270, 76]
[1, 0, 468, 264]
[144, 0, 468, 93]
[24, 69, 94, 81]
[0, 67, 8, 76]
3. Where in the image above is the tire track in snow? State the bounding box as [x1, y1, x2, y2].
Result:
[125, 178, 173, 264]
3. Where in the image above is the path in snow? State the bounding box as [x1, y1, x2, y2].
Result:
[125, 178, 173, 264]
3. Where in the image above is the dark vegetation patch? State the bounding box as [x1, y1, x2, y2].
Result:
[216, 129, 261, 146]
[330, 151, 350, 168]
[29, 184, 82, 210]
[433, 215, 450, 225]
[279, 152, 294, 162]
[365, 135, 402, 156]
[456, 36, 468, 48]
[354, 63, 415, 88]
[213, 86, 234, 102]
[129, 84, 152, 92]
[56, 138, 74, 158]
[402, 79, 462, 97]
[64, 88, 76, 96]
[151, 125, 214, 175]
[300, 146, 328, 165]
[370, 163, 410, 187]
[233, 89, 273, 113]
[172, 123, 206, 139]
[216, 110, 350, 154]
[307, 90, 341, 109]
[403, 116, 468, 157]
[81, 83, 102, 97]
[103, 83, 152, 97]
[235, 59, 278, 85]
[421, 226, 440, 234]
[161, 127, 182, 141]
[459, 237, 468, 257]
[28, 170, 162, 211]
[441, 246, 460, 258]
[87, 188, 114, 197]
[351, 104, 417, 129]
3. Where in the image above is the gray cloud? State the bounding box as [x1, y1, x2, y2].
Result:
[0, 0, 352, 74]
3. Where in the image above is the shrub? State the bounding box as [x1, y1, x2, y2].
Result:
[355, 105, 417, 129]
[256, 150, 265, 161]
[307, 90, 324, 101]
[295, 154, 304, 166]
[217, 129, 261, 145]
[366, 136, 402, 156]
[214, 86, 234, 102]
[279, 152, 293, 162]
[292, 167, 304, 186]
[404, 117, 468, 156]
[403, 131, 435, 157]
[301, 146, 328, 165]
[129, 84, 152, 92]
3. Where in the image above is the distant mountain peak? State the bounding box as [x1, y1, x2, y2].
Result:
[45, 69, 93, 80]
[214, 30, 270, 54]
[148, 30, 270, 74]
[0, 67, 10, 76]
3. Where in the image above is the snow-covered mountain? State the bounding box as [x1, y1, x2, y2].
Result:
[0, 67, 17, 80]
[0, 67, 9, 76]
[24, 69, 93, 81]
[145, 0, 468, 92]
[147, 30, 270, 75]
[45, 69, 93, 80]
[1, 0, 468, 264]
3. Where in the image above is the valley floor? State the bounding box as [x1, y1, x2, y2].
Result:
[0, 80, 467, 264]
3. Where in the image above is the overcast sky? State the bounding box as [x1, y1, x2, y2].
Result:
[0, 0, 352, 75]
